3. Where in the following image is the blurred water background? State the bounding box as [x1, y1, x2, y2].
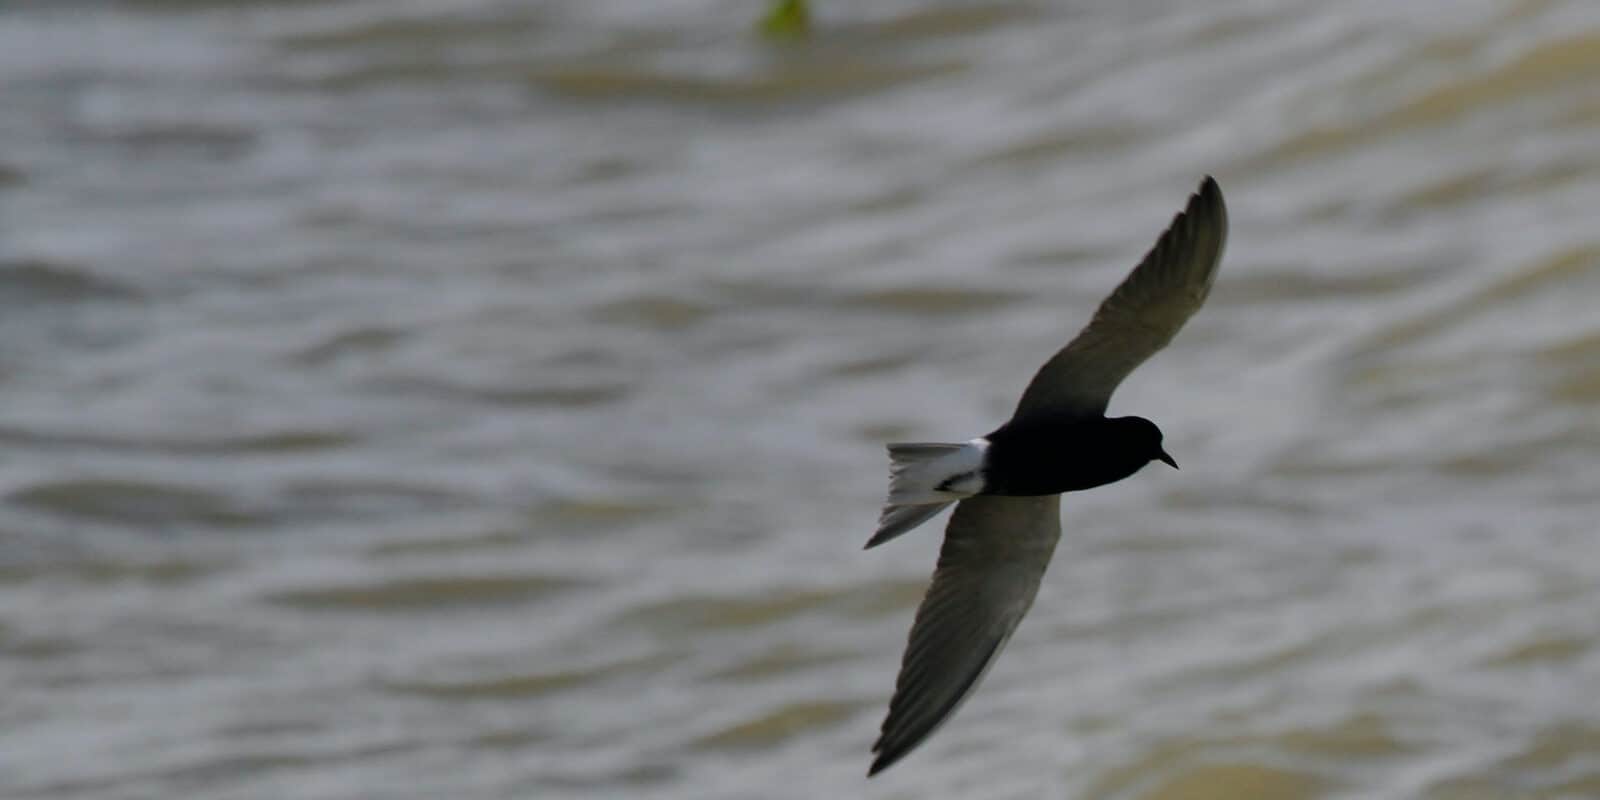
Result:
[2, 1, 1599, 797]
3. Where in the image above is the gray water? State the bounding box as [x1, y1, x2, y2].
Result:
[2, 1, 1599, 798]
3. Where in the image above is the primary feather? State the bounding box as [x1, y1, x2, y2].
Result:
[869, 494, 1061, 776]
[1013, 176, 1227, 421]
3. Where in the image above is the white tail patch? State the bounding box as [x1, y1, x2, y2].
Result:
[865, 439, 988, 549]
[867, 502, 952, 549]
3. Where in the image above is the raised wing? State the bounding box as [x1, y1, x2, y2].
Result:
[1012, 176, 1227, 421]
[868, 494, 1061, 776]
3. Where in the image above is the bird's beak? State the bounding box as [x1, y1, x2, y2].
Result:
[1157, 449, 1179, 470]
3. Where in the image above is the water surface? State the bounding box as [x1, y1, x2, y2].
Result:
[1, 1, 1598, 798]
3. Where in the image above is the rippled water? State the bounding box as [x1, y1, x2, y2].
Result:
[2, 1, 1598, 797]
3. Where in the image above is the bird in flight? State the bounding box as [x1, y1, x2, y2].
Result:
[865, 176, 1229, 776]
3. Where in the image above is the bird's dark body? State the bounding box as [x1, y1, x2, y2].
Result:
[979, 416, 1162, 496]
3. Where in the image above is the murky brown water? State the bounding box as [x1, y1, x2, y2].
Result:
[2, 1, 1598, 797]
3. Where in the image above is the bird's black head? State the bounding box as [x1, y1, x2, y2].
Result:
[1115, 416, 1178, 470]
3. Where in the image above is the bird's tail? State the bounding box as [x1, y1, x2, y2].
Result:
[864, 441, 985, 549]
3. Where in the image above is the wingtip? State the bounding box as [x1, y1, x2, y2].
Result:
[866, 745, 899, 777]
[1186, 174, 1228, 241]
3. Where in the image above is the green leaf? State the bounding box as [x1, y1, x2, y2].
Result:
[758, 0, 811, 40]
